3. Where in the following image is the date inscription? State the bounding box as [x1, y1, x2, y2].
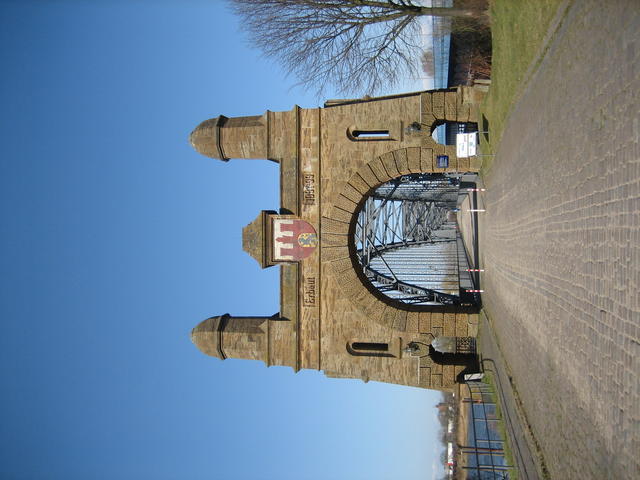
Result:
[302, 173, 316, 205]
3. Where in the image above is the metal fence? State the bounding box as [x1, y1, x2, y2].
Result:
[459, 382, 516, 479]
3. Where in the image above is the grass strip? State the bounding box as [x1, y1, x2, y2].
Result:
[480, 0, 565, 173]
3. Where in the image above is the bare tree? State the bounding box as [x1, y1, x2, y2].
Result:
[228, 0, 486, 96]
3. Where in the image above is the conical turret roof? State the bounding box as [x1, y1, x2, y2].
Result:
[189, 116, 228, 161]
[190, 315, 229, 359]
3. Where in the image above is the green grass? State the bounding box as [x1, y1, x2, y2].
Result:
[480, 0, 566, 173]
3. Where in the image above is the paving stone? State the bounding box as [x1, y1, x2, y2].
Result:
[481, 2, 640, 479]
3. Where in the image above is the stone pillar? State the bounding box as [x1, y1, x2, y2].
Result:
[191, 314, 297, 368]
[189, 113, 270, 161]
[191, 314, 269, 362]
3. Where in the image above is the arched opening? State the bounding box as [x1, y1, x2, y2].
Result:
[431, 121, 478, 145]
[429, 337, 480, 380]
[351, 173, 481, 308]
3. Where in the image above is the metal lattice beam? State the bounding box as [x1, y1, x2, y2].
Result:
[354, 173, 475, 306]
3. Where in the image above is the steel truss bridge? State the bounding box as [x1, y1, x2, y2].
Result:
[354, 174, 479, 306]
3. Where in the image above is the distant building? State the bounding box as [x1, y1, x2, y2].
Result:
[189, 87, 486, 391]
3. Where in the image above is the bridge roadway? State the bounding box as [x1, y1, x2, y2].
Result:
[479, 1, 640, 478]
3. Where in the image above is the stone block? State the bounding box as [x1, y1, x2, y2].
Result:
[457, 156, 471, 172]
[420, 148, 434, 172]
[421, 113, 437, 130]
[444, 313, 457, 336]
[321, 232, 349, 247]
[391, 309, 408, 331]
[322, 245, 349, 262]
[380, 151, 400, 178]
[341, 182, 364, 204]
[406, 147, 421, 173]
[420, 356, 433, 367]
[338, 271, 366, 297]
[419, 367, 432, 387]
[456, 104, 471, 123]
[330, 206, 353, 224]
[445, 92, 458, 121]
[456, 313, 469, 336]
[368, 156, 392, 184]
[363, 301, 392, 329]
[326, 256, 353, 275]
[420, 332, 435, 344]
[406, 311, 421, 333]
[321, 216, 349, 235]
[357, 165, 380, 188]
[357, 290, 382, 315]
[418, 312, 432, 333]
[348, 174, 371, 195]
[333, 195, 357, 214]
[393, 148, 410, 175]
[432, 91, 445, 119]
[421, 92, 432, 114]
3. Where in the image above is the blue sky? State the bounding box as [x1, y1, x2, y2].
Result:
[0, 1, 443, 479]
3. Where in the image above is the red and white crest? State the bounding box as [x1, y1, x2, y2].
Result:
[272, 218, 318, 261]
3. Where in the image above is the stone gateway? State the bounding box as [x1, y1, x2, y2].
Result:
[189, 88, 486, 391]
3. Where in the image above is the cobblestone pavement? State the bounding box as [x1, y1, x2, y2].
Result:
[480, 1, 640, 479]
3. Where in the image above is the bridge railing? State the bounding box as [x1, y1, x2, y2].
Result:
[458, 381, 516, 479]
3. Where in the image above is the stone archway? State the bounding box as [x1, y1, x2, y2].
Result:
[320, 147, 480, 332]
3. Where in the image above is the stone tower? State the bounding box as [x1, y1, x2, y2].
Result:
[189, 88, 486, 391]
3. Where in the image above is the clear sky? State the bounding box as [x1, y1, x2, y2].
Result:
[0, 1, 444, 479]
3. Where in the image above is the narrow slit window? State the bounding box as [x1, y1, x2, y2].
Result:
[352, 130, 389, 139]
[348, 127, 392, 141]
[352, 342, 388, 351]
[347, 341, 395, 357]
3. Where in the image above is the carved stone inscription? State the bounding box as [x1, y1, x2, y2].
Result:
[303, 277, 316, 306]
[302, 173, 316, 205]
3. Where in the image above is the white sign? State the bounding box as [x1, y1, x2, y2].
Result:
[456, 132, 477, 158]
